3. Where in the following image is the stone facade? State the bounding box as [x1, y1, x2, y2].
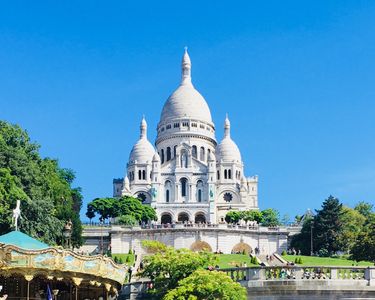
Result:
[114, 49, 258, 224]
[82, 225, 289, 256]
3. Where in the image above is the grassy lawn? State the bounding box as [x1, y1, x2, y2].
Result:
[283, 255, 374, 266]
[112, 253, 135, 265]
[216, 254, 258, 269]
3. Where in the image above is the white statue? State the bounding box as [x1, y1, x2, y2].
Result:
[12, 200, 21, 231]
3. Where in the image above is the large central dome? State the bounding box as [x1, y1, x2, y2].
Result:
[159, 49, 213, 125]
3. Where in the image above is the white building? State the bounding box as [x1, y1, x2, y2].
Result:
[113, 49, 259, 224]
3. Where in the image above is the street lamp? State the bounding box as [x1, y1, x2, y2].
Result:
[310, 221, 314, 256]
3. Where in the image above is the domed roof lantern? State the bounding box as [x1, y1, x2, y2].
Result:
[140, 115, 147, 139]
[128, 116, 155, 164]
[215, 114, 242, 163]
[181, 47, 192, 86]
[224, 113, 231, 138]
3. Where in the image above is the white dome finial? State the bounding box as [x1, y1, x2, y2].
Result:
[224, 114, 230, 138]
[181, 47, 192, 86]
[140, 115, 147, 139]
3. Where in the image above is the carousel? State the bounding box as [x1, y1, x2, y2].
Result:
[0, 202, 127, 300]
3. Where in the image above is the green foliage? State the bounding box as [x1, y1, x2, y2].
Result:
[118, 215, 137, 226]
[337, 206, 365, 253]
[0, 121, 83, 246]
[225, 211, 242, 224]
[141, 240, 168, 254]
[250, 256, 258, 264]
[290, 216, 314, 255]
[351, 213, 375, 263]
[260, 208, 280, 226]
[163, 269, 247, 300]
[313, 196, 343, 256]
[281, 250, 287, 256]
[354, 201, 374, 218]
[141, 246, 216, 297]
[86, 196, 157, 224]
[241, 210, 262, 224]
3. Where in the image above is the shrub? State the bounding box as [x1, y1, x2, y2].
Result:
[128, 249, 133, 255]
[126, 256, 131, 263]
[281, 250, 287, 256]
[298, 258, 303, 264]
[294, 258, 299, 264]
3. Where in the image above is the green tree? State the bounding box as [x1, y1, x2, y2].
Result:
[118, 215, 137, 226]
[0, 121, 83, 246]
[350, 213, 375, 262]
[260, 208, 280, 226]
[86, 196, 157, 224]
[313, 195, 343, 256]
[338, 206, 365, 253]
[141, 246, 216, 297]
[141, 240, 168, 253]
[225, 211, 242, 224]
[290, 216, 314, 255]
[241, 210, 262, 224]
[354, 201, 374, 218]
[163, 269, 247, 300]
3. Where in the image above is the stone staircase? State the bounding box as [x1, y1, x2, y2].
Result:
[257, 253, 286, 266]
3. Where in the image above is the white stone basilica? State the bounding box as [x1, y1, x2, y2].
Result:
[113, 49, 258, 224]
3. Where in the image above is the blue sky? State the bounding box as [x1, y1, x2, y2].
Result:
[1, 1, 374, 221]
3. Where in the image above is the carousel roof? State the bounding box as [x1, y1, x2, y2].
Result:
[0, 231, 49, 250]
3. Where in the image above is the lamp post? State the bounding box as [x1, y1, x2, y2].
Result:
[310, 221, 314, 256]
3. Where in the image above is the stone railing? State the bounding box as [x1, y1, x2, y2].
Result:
[219, 266, 375, 286]
[83, 222, 290, 233]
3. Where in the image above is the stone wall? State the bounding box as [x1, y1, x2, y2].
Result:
[81, 225, 290, 255]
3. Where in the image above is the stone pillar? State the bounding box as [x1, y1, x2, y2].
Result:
[330, 268, 338, 279]
[365, 267, 375, 286]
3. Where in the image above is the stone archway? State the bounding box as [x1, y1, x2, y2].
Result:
[178, 212, 189, 222]
[190, 241, 212, 252]
[161, 213, 172, 224]
[232, 242, 252, 255]
[194, 213, 206, 223]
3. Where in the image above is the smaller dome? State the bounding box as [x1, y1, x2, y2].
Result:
[129, 117, 155, 164]
[216, 138, 242, 163]
[215, 115, 242, 163]
[129, 139, 155, 164]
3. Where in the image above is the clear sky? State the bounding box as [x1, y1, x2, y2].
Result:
[1, 1, 374, 221]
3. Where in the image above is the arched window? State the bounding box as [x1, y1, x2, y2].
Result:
[161, 149, 165, 164]
[165, 180, 172, 203]
[138, 170, 142, 180]
[200, 147, 205, 161]
[180, 178, 187, 197]
[196, 180, 203, 202]
[224, 169, 228, 179]
[217, 170, 220, 180]
[137, 193, 147, 202]
[207, 149, 211, 161]
[166, 147, 171, 161]
[142, 170, 146, 180]
[228, 169, 232, 179]
[174, 145, 177, 157]
[181, 150, 188, 168]
[192, 146, 197, 159]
